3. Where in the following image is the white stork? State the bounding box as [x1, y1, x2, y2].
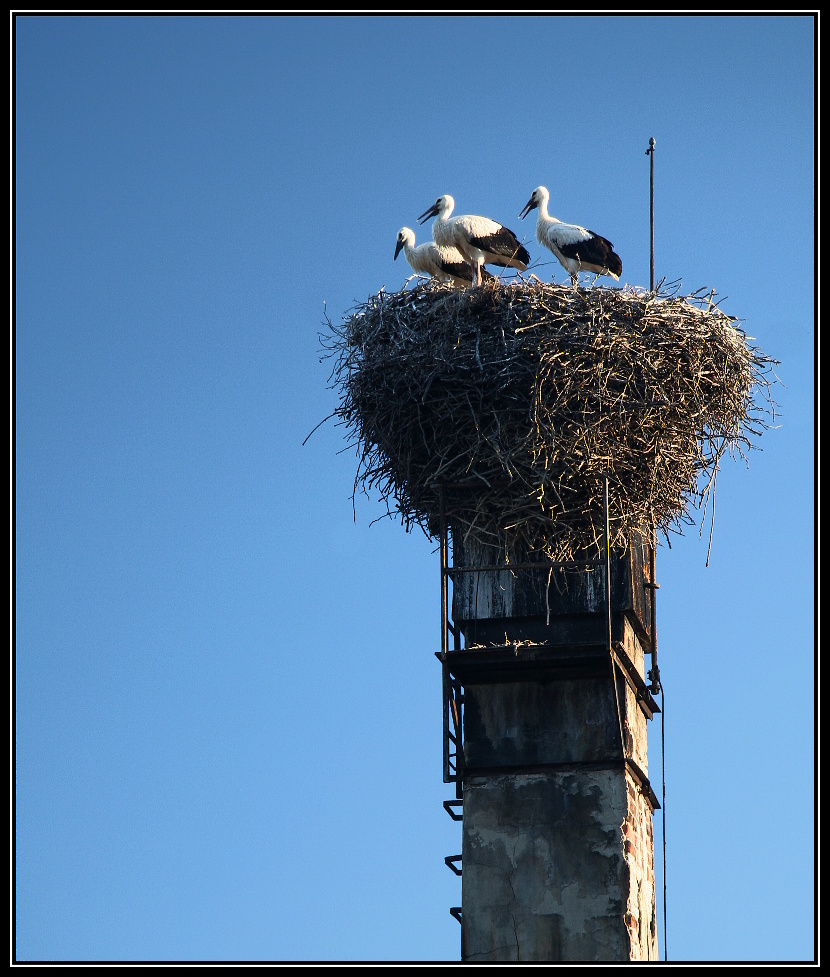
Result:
[394, 227, 487, 287]
[519, 186, 622, 286]
[418, 194, 530, 287]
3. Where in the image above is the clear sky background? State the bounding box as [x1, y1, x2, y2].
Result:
[14, 14, 815, 963]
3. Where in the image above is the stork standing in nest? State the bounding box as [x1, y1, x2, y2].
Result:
[418, 194, 530, 287]
[394, 227, 490, 287]
[519, 186, 622, 286]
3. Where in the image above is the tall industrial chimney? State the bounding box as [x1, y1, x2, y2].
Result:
[438, 519, 660, 961]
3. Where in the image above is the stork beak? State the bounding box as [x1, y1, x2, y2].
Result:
[418, 203, 439, 224]
[519, 197, 536, 220]
[394, 240, 403, 260]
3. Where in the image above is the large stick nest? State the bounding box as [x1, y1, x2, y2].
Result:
[321, 278, 778, 560]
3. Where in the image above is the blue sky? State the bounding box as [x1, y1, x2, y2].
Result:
[15, 14, 815, 963]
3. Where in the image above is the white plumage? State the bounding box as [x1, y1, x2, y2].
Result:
[394, 227, 483, 287]
[519, 186, 622, 286]
[418, 194, 530, 287]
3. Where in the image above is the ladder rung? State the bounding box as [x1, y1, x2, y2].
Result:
[443, 799, 463, 821]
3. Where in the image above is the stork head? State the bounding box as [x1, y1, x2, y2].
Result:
[519, 186, 549, 220]
[418, 194, 454, 224]
[394, 227, 415, 260]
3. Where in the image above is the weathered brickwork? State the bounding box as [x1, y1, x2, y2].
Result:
[621, 774, 659, 960]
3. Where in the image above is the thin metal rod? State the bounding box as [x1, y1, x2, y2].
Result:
[453, 684, 464, 797]
[439, 483, 448, 659]
[442, 662, 450, 784]
[647, 136, 656, 292]
[605, 476, 627, 760]
[648, 545, 662, 694]
[661, 687, 667, 961]
[645, 136, 663, 698]
[604, 475, 612, 656]
[439, 483, 450, 784]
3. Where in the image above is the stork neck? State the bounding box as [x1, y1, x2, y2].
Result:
[432, 213, 454, 248]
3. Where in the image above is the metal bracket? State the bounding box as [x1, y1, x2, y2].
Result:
[647, 663, 662, 695]
[443, 799, 463, 821]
